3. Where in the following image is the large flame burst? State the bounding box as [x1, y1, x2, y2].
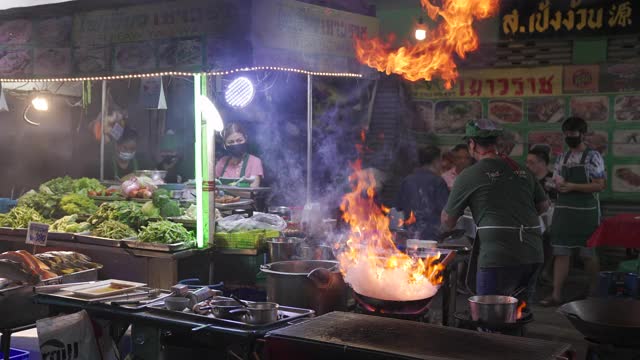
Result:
[355, 0, 499, 88]
[336, 158, 445, 301]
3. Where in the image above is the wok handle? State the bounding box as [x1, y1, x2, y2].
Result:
[565, 312, 582, 321]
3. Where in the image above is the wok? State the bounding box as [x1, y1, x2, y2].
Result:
[557, 298, 640, 347]
[351, 251, 456, 314]
[354, 291, 434, 314]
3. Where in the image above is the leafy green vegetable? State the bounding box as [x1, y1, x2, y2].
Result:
[41, 176, 75, 195]
[160, 201, 182, 218]
[89, 201, 150, 230]
[0, 206, 46, 228]
[72, 178, 105, 195]
[18, 190, 59, 218]
[92, 220, 136, 239]
[138, 221, 194, 244]
[152, 189, 171, 208]
[60, 193, 98, 215]
[141, 201, 160, 218]
[50, 215, 91, 233]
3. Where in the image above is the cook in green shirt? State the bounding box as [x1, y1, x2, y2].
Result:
[442, 119, 550, 300]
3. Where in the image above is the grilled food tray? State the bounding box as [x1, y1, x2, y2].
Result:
[147, 302, 314, 329]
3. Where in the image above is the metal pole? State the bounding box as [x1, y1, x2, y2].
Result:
[100, 80, 107, 181]
[206, 75, 216, 247]
[306, 74, 313, 205]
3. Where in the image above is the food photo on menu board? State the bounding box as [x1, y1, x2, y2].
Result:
[613, 130, 640, 157]
[488, 99, 523, 124]
[527, 97, 565, 123]
[528, 131, 564, 155]
[411, 101, 434, 132]
[613, 165, 640, 192]
[497, 129, 523, 156]
[584, 131, 608, 155]
[570, 96, 609, 122]
[614, 95, 640, 121]
[434, 100, 482, 134]
[114, 42, 156, 72]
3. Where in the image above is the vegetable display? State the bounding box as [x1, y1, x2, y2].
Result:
[88, 201, 151, 230]
[152, 189, 183, 218]
[0, 206, 46, 228]
[17, 189, 59, 218]
[121, 176, 157, 199]
[91, 220, 136, 239]
[72, 178, 105, 195]
[50, 215, 91, 233]
[59, 193, 97, 215]
[138, 221, 194, 244]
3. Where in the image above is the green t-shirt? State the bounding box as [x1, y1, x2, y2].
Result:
[445, 158, 547, 267]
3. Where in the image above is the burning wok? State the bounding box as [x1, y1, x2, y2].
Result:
[348, 250, 456, 313]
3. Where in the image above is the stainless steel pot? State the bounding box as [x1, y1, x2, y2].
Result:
[267, 238, 303, 262]
[230, 302, 279, 324]
[260, 260, 348, 315]
[210, 299, 242, 319]
[468, 295, 518, 324]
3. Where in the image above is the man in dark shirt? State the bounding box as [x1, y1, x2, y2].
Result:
[395, 145, 449, 240]
[526, 146, 557, 201]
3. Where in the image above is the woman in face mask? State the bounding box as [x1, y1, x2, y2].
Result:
[107, 126, 140, 180]
[215, 122, 264, 187]
[540, 116, 606, 306]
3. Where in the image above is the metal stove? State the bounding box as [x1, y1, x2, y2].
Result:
[585, 338, 640, 360]
[454, 310, 534, 337]
[264, 311, 574, 360]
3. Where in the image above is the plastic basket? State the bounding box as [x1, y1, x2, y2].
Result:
[0, 348, 29, 360]
[0, 198, 17, 214]
[214, 229, 280, 249]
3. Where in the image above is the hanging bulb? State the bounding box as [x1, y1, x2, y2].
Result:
[415, 16, 427, 41]
[31, 96, 49, 111]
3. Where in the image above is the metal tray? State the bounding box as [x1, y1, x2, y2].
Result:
[166, 217, 196, 228]
[147, 302, 314, 330]
[75, 232, 126, 247]
[215, 199, 254, 210]
[0, 227, 27, 236]
[123, 241, 194, 252]
[48, 232, 75, 242]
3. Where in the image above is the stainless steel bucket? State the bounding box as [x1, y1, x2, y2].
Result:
[267, 238, 303, 262]
[260, 260, 348, 315]
[468, 295, 518, 324]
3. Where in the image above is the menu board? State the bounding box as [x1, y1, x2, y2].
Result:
[409, 73, 640, 200]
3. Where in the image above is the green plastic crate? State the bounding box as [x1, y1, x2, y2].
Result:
[214, 229, 280, 249]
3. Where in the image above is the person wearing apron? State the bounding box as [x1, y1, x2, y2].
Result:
[541, 117, 606, 306]
[442, 120, 550, 303]
[106, 126, 140, 180]
[214, 122, 264, 188]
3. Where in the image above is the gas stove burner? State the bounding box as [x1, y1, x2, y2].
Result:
[585, 338, 640, 360]
[454, 310, 533, 337]
[354, 302, 430, 322]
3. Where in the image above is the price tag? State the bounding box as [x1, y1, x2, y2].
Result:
[26, 222, 49, 246]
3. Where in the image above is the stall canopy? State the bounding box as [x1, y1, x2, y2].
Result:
[0, 0, 379, 80]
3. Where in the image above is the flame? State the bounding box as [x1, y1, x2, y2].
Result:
[517, 301, 527, 320]
[336, 158, 445, 301]
[354, 0, 499, 87]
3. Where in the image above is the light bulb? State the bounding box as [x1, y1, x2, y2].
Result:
[31, 96, 48, 111]
[415, 28, 427, 41]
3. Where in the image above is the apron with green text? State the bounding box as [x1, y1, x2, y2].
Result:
[220, 154, 249, 178]
[550, 149, 600, 247]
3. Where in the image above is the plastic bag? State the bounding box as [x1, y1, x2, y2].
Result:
[217, 212, 287, 233]
[37, 310, 101, 360]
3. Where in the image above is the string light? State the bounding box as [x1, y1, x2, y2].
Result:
[0, 67, 362, 83]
